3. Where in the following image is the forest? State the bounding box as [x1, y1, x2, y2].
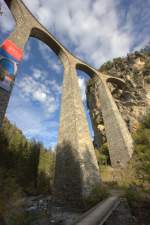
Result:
[0, 118, 55, 222]
[0, 113, 150, 224]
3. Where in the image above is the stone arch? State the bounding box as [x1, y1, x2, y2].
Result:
[1, 0, 134, 187]
[29, 27, 66, 79]
[75, 63, 134, 168]
[3, 0, 70, 64]
[30, 27, 63, 58]
[76, 62, 97, 79]
[75, 65, 114, 167]
[106, 76, 126, 88]
[75, 62, 101, 146]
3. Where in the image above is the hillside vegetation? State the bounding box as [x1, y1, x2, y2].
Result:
[0, 118, 55, 224]
[0, 45, 149, 224]
[87, 45, 150, 149]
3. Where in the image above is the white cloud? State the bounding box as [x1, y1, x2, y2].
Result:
[78, 77, 87, 102]
[37, 6, 53, 28]
[22, 0, 134, 67]
[24, 42, 31, 61]
[47, 80, 62, 94]
[48, 59, 62, 73]
[17, 68, 61, 114]
[124, 0, 150, 52]
[1, 0, 149, 67]
[6, 92, 59, 148]
[38, 41, 63, 73]
[0, 0, 15, 33]
[32, 68, 43, 79]
[33, 89, 47, 102]
[0, 0, 150, 67]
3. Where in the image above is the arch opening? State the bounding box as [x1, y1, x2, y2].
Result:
[30, 27, 64, 63]
[76, 62, 96, 79]
[76, 67, 111, 166]
[5, 36, 64, 150]
[75, 64, 102, 148]
[76, 69, 95, 145]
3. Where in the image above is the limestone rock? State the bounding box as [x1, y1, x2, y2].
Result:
[87, 48, 150, 149]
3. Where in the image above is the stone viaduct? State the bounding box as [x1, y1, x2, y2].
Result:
[0, 0, 133, 206]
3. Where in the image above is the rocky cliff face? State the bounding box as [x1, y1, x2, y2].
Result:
[87, 46, 150, 149]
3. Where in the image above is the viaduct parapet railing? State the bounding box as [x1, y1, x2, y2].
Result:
[0, 0, 133, 206]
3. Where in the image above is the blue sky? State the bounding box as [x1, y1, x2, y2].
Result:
[0, 0, 149, 149]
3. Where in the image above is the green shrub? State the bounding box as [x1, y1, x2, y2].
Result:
[83, 185, 109, 209]
[6, 210, 37, 225]
[95, 143, 110, 166]
[95, 149, 107, 166]
[133, 113, 150, 184]
[0, 169, 22, 214]
[100, 61, 113, 72]
[124, 185, 142, 203]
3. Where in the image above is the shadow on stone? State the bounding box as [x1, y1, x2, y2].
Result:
[53, 141, 101, 209]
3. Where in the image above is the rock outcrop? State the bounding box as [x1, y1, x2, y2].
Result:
[87, 46, 150, 149]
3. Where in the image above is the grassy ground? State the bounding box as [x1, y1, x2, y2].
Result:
[100, 165, 150, 225]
